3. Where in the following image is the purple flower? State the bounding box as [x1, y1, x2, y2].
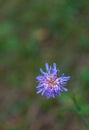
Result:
[36, 63, 70, 99]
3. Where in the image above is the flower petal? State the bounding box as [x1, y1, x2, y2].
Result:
[37, 88, 43, 94]
[40, 68, 47, 75]
[45, 63, 49, 71]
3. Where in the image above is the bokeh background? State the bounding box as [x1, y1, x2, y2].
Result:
[0, 0, 89, 130]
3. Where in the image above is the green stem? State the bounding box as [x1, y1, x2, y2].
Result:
[72, 96, 89, 130]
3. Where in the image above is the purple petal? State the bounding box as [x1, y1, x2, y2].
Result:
[40, 68, 47, 75]
[52, 63, 59, 75]
[45, 63, 49, 71]
[41, 89, 46, 96]
[36, 83, 43, 88]
[36, 76, 44, 81]
[62, 76, 71, 81]
[61, 87, 68, 92]
[53, 63, 56, 69]
[37, 88, 43, 94]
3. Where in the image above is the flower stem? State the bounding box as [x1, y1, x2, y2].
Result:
[72, 96, 89, 130]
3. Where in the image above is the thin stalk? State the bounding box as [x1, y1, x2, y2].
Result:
[72, 96, 89, 130]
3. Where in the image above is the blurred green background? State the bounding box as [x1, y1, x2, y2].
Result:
[0, 0, 89, 130]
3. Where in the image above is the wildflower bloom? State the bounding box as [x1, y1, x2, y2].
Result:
[36, 63, 70, 99]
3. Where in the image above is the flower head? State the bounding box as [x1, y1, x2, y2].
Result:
[36, 63, 70, 99]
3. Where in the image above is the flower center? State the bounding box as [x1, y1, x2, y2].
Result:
[49, 79, 55, 86]
[46, 76, 58, 88]
[45, 75, 58, 88]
